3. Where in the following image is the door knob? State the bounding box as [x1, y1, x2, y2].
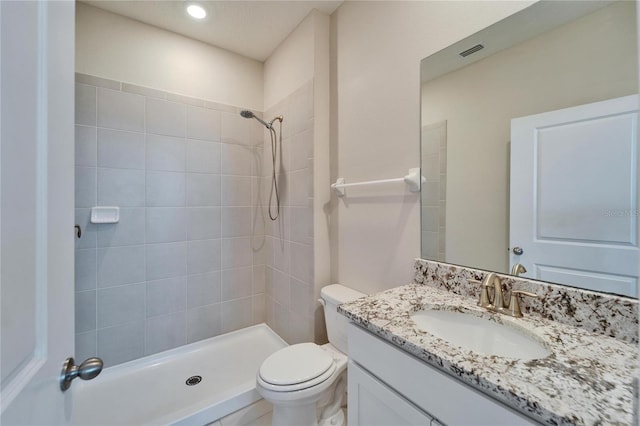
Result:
[60, 356, 103, 391]
[512, 246, 524, 255]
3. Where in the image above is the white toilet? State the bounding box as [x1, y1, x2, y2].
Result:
[256, 284, 365, 426]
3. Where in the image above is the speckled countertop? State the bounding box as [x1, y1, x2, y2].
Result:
[338, 283, 638, 425]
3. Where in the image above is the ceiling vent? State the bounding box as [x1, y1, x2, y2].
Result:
[459, 44, 485, 58]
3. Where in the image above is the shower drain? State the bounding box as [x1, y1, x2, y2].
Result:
[185, 375, 202, 386]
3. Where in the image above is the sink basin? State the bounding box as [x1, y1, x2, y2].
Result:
[410, 309, 551, 360]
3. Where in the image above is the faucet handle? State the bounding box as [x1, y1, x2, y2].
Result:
[470, 278, 493, 308]
[508, 290, 537, 318]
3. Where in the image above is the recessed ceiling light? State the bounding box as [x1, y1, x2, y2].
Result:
[186, 3, 207, 20]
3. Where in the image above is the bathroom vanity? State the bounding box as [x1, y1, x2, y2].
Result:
[339, 260, 638, 425]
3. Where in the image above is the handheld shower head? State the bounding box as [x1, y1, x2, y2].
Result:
[240, 110, 271, 129]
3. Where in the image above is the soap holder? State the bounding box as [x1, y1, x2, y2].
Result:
[90, 206, 120, 224]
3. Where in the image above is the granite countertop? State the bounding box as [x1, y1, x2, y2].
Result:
[338, 283, 638, 425]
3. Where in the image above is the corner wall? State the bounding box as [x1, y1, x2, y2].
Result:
[330, 1, 533, 295]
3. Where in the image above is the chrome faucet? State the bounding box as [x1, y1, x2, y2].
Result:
[472, 273, 537, 318]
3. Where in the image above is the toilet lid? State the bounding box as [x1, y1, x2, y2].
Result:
[259, 343, 334, 386]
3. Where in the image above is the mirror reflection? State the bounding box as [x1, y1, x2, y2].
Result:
[420, 0, 638, 297]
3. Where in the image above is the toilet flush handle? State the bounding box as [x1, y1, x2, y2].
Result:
[318, 298, 326, 307]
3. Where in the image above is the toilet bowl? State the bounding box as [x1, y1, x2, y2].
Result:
[256, 284, 365, 426]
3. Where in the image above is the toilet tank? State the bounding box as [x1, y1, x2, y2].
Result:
[321, 284, 366, 354]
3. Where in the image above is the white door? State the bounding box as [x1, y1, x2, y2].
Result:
[510, 95, 639, 297]
[1, 1, 75, 424]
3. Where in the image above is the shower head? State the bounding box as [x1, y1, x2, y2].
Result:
[240, 110, 271, 129]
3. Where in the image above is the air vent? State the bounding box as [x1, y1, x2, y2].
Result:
[459, 44, 485, 58]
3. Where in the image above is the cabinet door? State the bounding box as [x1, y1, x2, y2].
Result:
[349, 362, 436, 426]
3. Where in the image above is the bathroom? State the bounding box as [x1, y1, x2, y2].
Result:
[1, 0, 638, 425]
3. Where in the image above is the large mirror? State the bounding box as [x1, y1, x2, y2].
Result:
[420, 0, 638, 297]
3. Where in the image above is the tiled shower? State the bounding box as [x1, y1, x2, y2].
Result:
[74, 73, 316, 367]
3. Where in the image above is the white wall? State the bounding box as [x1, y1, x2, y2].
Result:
[330, 1, 534, 294]
[76, 3, 263, 110]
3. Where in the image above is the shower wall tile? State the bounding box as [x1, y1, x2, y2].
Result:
[75, 83, 96, 126]
[221, 207, 251, 238]
[187, 272, 221, 308]
[146, 208, 186, 244]
[146, 134, 186, 172]
[97, 208, 145, 248]
[187, 207, 221, 240]
[221, 267, 253, 301]
[97, 129, 145, 170]
[221, 298, 253, 333]
[187, 239, 222, 275]
[97, 322, 145, 366]
[145, 312, 187, 355]
[146, 171, 186, 207]
[186, 106, 221, 142]
[146, 276, 187, 318]
[97, 168, 145, 207]
[146, 98, 186, 138]
[97, 283, 146, 328]
[97, 245, 146, 288]
[75, 167, 97, 208]
[97, 88, 144, 132]
[75, 75, 265, 367]
[187, 304, 221, 343]
[75, 290, 96, 334]
[146, 242, 187, 281]
[186, 173, 221, 207]
[75, 248, 97, 292]
[186, 140, 221, 174]
[75, 125, 97, 167]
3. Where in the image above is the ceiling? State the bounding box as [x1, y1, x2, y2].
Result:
[82, 1, 343, 62]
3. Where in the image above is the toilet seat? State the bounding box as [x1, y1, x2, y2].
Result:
[258, 343, 336, 392]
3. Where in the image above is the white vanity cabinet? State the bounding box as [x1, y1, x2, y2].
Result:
[347, 323, 537, 426]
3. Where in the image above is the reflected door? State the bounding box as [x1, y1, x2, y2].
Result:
[0, 1, 75, 423]
[510, 95, 639, 297]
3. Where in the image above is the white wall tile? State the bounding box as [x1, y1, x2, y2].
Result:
[97, 245, 146, 288]
[97, 208, 145, 247]
[289, 168, 311, 207]
[97, 322, 145, 367]
[147, 171, 186, 207]
[146, 207, 187, 244]
[221, 267, 252, 301]
[290, 277, 312, 317]
[145, 312, 186, 355]
[97, 88, 144, 132]
[252, 265, 266, 294]
[186, 173, 221, 206]
[75, 248, 97, 291]
[146, 242, 187, 281]
[187, 272, 221, 308]
[98, 168, 145, 207]
[187, 207, 221, 240]
[186, 140, 221, 173]
[75, 331, 97, 363]
[290, 242, 313, 284]
[75, 290, 96, 333]
[76, 167, 97, 208]
[97, 128, 145, 169]
[97, 283, 146, 328]
[75, 125, 97, 167]
[221, 298, 253, 333]
[221, 112, 252, 145]
[221, 207, 251, 238]
[75, 208, 97, 249]
[187, 304, 221, 343]
[76, 83, 96, 126]
[146, 98, 186, 137]
[146, 134, 185, 172]
[187, 106, 221, 142]
[221, 237, 252, 269]
[221, 143, 253, 176]
[146, 276, 186, 317]
[290, 129, 313, 171]
[187, 239, 221, 275]
[271, 238, 290, 274]
[221, 176, 251, 207]
[252, 294, 265, 324]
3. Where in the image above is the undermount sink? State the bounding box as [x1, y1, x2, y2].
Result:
[410, 309, 551, 360]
